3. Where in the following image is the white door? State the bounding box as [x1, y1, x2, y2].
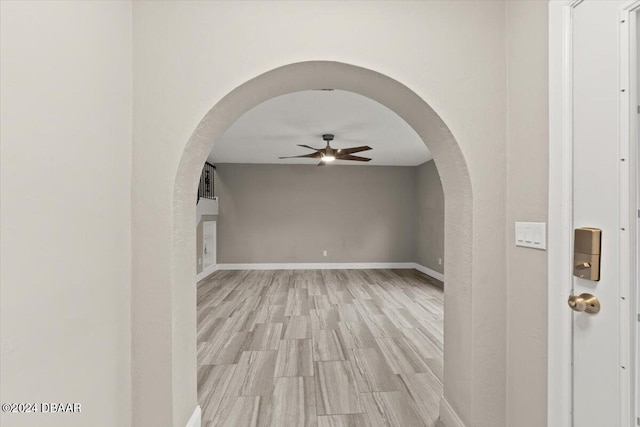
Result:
[571, 1, 633, 426]
[203, 221, 216, 269]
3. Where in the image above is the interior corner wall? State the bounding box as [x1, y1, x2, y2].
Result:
[215, 163, 417, 264]
[505, 2, 549, 426]
[0, 2, 133, 427]
[415, 160, 445, 274]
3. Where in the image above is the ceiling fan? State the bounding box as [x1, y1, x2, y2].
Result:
[278, 134, 372, 166]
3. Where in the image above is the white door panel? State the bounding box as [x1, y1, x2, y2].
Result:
[572, 1, 624, 426]
[203, 221, 216, 269]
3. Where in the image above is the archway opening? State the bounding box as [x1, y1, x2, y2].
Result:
[171, 61, 472, 426]
[195, 88, 446, 424]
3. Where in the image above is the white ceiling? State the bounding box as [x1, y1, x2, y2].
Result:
[208, 90, 431, 166]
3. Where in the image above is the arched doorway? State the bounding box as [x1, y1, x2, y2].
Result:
[161, 61, 471, 426]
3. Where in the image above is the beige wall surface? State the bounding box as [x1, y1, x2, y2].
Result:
[416, 161, 445, 274]
[0, 2, 551, 427]
[214, 164, 418, 264]
[505, 2, 549, 426]
[0, 2, 132, 427]
[133, 2, 508, 426]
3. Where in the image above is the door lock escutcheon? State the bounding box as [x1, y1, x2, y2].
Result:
[573, 228, 601, 281]
[567, 293, 600, 314]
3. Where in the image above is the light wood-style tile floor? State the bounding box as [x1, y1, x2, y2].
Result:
[197, 269, 444, 427]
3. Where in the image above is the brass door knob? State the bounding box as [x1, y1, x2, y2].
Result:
[567, 293, 600, 314]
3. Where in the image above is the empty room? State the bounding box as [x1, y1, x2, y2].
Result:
[195, 89, 446, 426]
[2, 2, 639, 427]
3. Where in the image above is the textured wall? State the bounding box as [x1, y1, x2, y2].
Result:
[505, 2, 549, 426]
[0, 2, 552, 427]
[416, 161, 445, 274]
[132, 2, 513, 426]
[214, 164, 418, 264]
[0, 2, 132, 427]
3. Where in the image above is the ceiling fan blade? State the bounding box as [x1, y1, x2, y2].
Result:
[337, 145, 372, 155]
[337, 154, 371, 162]
[317, 161, 326, 166]
[278, 152, 321, 159]
[297, 144, 321, 151]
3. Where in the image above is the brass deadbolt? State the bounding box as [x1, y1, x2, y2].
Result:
[567, 293, 600, 314]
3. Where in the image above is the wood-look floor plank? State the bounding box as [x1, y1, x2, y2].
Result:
[401, 328, 442, 359]
[310, 308, 340, 330]
[267, 376, 317, 427]
[349, 348, 403, 393]
[360, 391, 424, 427]
[268, 292, 288, 306]
[198, 269, 444, 427]
[380, 306, 421, 329]
[209, 395, 261, 427]
[198, 364, 236, 421]
[247, 323, 283, 351]
[283, 316, 311, 339]
[226, 351, 277, 397]
[311, 294, 332, 310]
[223, 310, 254, 333]
[338, 322, 377, 349]
[359, 314, 403, 339]
[399, 371, 442, 427]
[375, 338, 430, 374]
[274, 339, 313, 377]
[337, 304, 361, 322]
[318, 414, 371, 427]
[198, 316, 229, 343]
[211, 331, 252, 365]
[284, 297, 311, 316]
[312, 329, 348, 361]
[252, 304, 286, 325]
[198, 329, 244, 365]
[315, 361, 362, 415]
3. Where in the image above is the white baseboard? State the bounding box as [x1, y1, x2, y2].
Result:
[216, 262, 416, 270]
[185, 405, 201, 427]
[215, 262, 445, 284]
[196, 264, 217, 282]
[414, 263, 445, 282]
[439, 397, 465, 427]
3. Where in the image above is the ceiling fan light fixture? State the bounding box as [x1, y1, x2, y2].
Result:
[278, 134, 372, 165]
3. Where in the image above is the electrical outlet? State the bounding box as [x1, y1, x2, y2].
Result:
[438, 258, 442, 265]
[198, 258, 202, 265]
[323, 250, 327, 257]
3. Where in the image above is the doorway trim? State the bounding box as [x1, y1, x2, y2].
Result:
[166, 61, 474, 427]
[548, 3, 581, 425]
[548, 1, 639, 425]
[619, 3, 640, 425]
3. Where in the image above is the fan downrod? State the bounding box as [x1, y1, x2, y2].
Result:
[322, 134, 334, 143]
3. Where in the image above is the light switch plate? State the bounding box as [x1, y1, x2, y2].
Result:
[515, 222, 546, 250]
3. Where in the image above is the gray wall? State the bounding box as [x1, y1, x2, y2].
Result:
[215, 163, 448, 265]
[416, 161, 445, 274]
[214, 162, 444, 267]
